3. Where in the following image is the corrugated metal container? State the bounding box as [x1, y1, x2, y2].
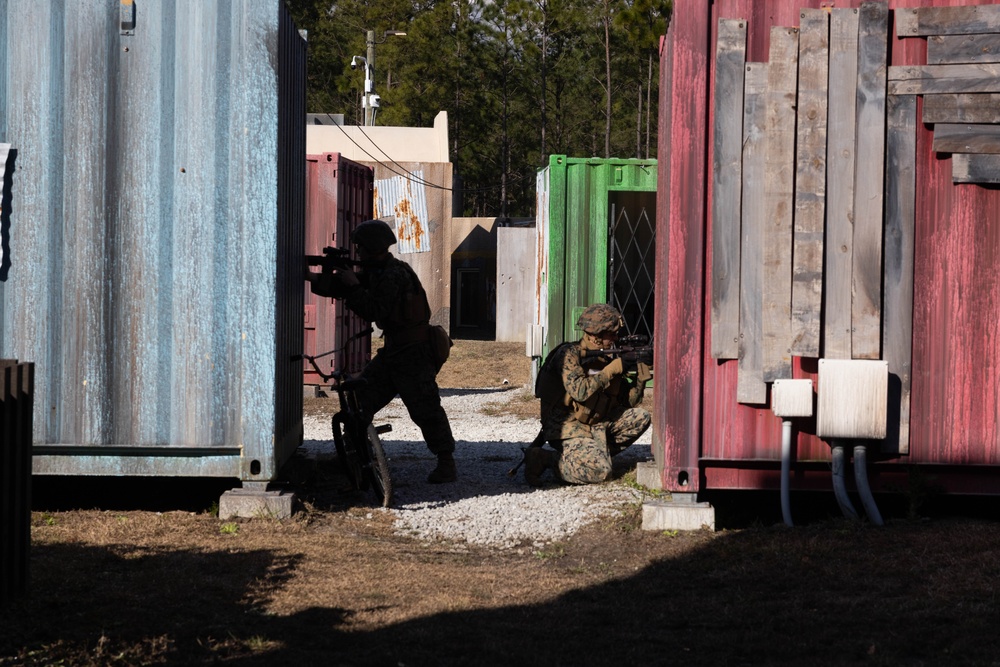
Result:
[0, 0, 306, 482]
[657, 0, 1000, 496]
[533, 155, 657, 358]
[304, 153, 373, 383]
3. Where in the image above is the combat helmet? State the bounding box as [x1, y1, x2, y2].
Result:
[351, 219, 397, 253]
[576, 303, 624, 335]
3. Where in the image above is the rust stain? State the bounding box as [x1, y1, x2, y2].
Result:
[394, 196, 425, 251]
[372, 184, 381, 219]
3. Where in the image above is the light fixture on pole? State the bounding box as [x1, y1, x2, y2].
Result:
[352, 29, 406, 127]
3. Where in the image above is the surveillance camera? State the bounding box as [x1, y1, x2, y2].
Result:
[350, 57, 357, 70]
[370, 94, 381, 108]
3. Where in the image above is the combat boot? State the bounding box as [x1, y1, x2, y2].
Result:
[524, 447, 557, 486]
[428, 453, 457, 484]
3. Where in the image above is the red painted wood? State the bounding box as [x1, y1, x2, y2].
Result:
[658, 0, 1000, 493]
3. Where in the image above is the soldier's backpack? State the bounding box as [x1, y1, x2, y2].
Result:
[533, 342, 572, 404]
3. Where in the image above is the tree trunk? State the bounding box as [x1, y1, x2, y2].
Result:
[636, 83, 642, 158]
[645, 52, 653, 158]
[604, 8, 612, 158]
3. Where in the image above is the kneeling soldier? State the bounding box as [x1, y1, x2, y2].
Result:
[526, 304, 652, 485]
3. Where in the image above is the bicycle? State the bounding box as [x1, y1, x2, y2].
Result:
[302, 329, 393, 507]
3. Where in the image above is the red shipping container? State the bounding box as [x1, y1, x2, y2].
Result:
[304, 153, 374, 384]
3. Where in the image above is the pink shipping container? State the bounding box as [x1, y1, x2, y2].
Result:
[304, 153, 374, 384]
[656, 0, 1000, 498]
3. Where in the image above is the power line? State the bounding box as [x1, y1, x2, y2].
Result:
[326, 115, 524, 196]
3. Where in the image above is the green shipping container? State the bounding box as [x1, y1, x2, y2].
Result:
[531, 155, 658, 361]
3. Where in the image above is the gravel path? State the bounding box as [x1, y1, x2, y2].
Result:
[300, 386, 653, 550]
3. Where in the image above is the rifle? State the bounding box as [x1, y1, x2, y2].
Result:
[581, 334, 654, 371]
[305, 246, 362, 274]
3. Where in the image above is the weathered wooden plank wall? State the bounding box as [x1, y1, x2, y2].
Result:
[953, 153, 1000, 183]
[896, 4, 1000, 36]
[660, 0, 1000, 495]
[761, 27, 798, 382]
[928, 33, 1000, 63]
[852, 2, 889, 360]
[701, 0, 815, 475]
[922, 93, 1000, 122]
[711, 19, 747, 360]
[824, 8, 860, 361]
[791, 9, 829, 358]
[884, 94, 917, 454]
[736, 63, 769, 405]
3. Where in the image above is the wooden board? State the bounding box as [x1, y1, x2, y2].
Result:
[896, 5, 1000, 37]
[889, 64, 1000, 95]
[932, 123, 1000, 153]
[884, 94, 916, 455]
[737, 63, 769, 405]
[928, 34, 1000, 65]
[711, 19, 747, 360]
[791, 9, 829, 359]
[824, 8, 859, 360]
[923, 93, 1000, 123]
[851, 1, 888, 360]
[762, 26, 798, 382]
[952, 153, 1000, 183]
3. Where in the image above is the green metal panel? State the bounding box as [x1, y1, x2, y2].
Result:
[540, 155, 657, 355]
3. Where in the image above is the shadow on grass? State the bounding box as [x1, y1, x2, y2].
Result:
[4, 510, 1000, 666]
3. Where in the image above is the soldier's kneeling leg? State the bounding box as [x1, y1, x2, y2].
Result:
[557, 432, 613, 485]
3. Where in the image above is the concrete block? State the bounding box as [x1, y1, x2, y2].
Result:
[642, 499, 716, 532]
[635, 460, 662, 490]
[218, 487, 295, 520]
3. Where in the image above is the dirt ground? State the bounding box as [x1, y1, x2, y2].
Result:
[3, 341, 1000, 666]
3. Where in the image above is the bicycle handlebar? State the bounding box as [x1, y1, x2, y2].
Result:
[294, 326, 375, 384]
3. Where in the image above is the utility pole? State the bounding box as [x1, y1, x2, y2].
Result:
[353, 30, 405, 127]
[364, 30, 376, 126]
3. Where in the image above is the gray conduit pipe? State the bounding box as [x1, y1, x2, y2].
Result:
[781, 420, 794, 527]
[831, 442, 859, 519]
[853, 444, 884, 526]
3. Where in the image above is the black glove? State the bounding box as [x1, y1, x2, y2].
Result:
[307, 270, 357, 298]
[622, 353, 638, 375]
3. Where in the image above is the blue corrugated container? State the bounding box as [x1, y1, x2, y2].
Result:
[0, 0, 306, 482]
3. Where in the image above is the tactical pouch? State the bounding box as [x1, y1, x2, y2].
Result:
[429, 325, 453, 371]
[573, 392, 614, 425]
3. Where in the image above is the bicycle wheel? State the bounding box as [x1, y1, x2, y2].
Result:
[332, 414, 365, 491]
[365, 424, 392, 507]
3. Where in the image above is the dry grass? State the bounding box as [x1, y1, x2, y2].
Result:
[4, 341, 1000, 666]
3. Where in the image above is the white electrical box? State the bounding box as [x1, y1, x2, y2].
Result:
[771, 379, 814, 418]
[816, 359, 888, 439]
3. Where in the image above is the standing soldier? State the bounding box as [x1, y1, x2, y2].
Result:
[307, 219, 458, 484]
[526, 303, 652, 485]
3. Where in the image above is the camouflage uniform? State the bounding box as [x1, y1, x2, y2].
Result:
[343, 254, 455, 456]
[539, 341, 650, 484]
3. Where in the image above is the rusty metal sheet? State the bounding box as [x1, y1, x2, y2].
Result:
[367, 161, 453, 329]
[374, 170, 430, 254]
